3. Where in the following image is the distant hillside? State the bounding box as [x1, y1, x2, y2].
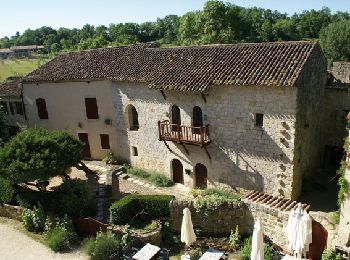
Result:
[0, 58, 49, 82]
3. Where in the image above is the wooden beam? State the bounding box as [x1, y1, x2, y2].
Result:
[160, 90, 166, 100]
[201, 93, 207, 103]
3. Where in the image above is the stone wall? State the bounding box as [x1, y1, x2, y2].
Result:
[332, 62, 350, 83]
[113, 82, 298, 199]
[0, 203, 23, 221]
[293, 45, 327, 199]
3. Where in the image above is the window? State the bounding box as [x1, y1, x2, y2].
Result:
[15, 102, 23, 115]
[85, 98, 99, 119]
[0, 101, 8, 114]
[127, 105, 139, 130]
[9, 102, 14, 115]
[100, 134, 110, 149]
[132, 146, 138, 156]
[36, 98, 48, 119]
[255, 113, 264, 127]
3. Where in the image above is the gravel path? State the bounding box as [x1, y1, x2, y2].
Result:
[0, 224, 87, 260]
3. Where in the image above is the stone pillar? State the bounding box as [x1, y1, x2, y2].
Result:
[111, 173, 120, 199]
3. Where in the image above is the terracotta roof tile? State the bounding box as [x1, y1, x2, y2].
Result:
[23, 41, 318, 93]
[0, 77, 21, 97]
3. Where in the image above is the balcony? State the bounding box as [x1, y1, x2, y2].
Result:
[158, 120, 211, 147]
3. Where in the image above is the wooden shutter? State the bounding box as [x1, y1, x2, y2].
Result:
[36, 98, 48, 119]
[85, 98, 99, 119]
[100, 134, 110, 149]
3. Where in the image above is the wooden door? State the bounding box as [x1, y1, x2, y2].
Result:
[193, 106, 203, 134]
[172, 159, 184, 184]
[78, 133, 91, 158]
[195, 163, 207, 189]
[171, 105, 181, 131]
[308, 220, 328, 260]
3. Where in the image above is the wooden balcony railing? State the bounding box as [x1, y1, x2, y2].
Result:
[158, 120, 211, 146]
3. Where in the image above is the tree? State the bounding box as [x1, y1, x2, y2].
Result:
[0, 128, 84, 184]
[0, 105, 8, 145]
[320, 20, 350, 64]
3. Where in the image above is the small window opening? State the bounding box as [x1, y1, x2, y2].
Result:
[255, 113, 264, 127]
[15, 102, 23, 115]
[100, 134, 110, 149]
[128, 105, 139, 130]
[132, 146, 138, 156]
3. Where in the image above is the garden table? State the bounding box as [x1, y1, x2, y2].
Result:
[132, 243, 160, 260]
[198, 249, 224, 260]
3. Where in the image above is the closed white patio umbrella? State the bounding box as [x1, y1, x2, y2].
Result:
[181, 208, 196, 246]
[251, 217, 264, 260]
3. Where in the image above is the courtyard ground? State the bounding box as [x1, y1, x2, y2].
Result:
[0, 217, 87, 260]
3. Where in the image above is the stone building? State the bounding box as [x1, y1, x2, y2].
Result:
[0, 77, 27, 135]
[22, 41, 327, 200]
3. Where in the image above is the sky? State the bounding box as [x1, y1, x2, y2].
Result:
[0, 0, 349, 38]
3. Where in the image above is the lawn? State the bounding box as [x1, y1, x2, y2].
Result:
[0, 58, 50, 82]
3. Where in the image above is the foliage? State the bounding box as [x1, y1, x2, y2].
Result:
[320, 20, 350, 64]
[84, 231, 121, 260]
[22, 203, 46, 232]
[0, 177, 15, 203]
[229, 225, 241, 250]
[102, 152, 117, 165]
[109, 194, 173, 225]
[188, 248, 203, 260]
[193, 188, 240, 215]
[239, 237, 275, 260]
[54, 179, 93, 217]
[121, 224, 132, 247]
[331, 210, 340, 225]
[0, 104, 8, 143]
[321, 248, 342, 260]
[45, 227, 78, 252]
[337, 135, 349, 208]
[0, 128, 84, 184]
[124, 164, 174, 187]
[15, 180, 93, 217]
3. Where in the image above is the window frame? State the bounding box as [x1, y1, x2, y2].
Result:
[85, 98, 99, 119]
[100, 134, 110, 149]
[255, 113, 264, 127]
[36, 98, 48, 119]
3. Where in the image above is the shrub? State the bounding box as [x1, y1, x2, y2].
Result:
[229, 225, 241, 250]
[148, 173, 173, 187]
[0, 177, 15, 203]
[54, 179, 93, 217]
[82, 237, 96, 256]
[321, 248, 342, 260]
[90, 231, 121, 260]
[128, 167, 151, 179]
[110, 195, 173, 225]
[45, 228, 78, 252]
[22, 203, 46, 232]
[239, 237, 275, 260]
[102, 152, 117, 165]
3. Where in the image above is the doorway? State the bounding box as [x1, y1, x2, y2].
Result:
[195, 163, 207, 188]
[78, 133, 91, 158]
[193, 106, 203, 134]
[323, 145, 344, 169]
[171, 105, 181, 131]
[172, 159, 184, 184]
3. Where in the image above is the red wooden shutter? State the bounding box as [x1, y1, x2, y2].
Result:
[100, 134, 110, 149]
[36, 98, 48, 119]
[85, 98, 99, 119]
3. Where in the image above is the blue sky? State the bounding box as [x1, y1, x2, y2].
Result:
[0, 0, 349, 38]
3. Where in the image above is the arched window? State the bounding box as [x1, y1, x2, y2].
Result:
[172, 159, 184, 184]
[127, 105, 139, 130]
[193, 106, 203, 134]
[171, 105, 181, 131]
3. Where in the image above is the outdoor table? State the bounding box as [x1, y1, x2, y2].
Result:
[198, 249, 224, 260]
[132, 243, 161, 260]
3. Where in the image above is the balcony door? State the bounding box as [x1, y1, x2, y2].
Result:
[172, 159, 184, 184]
[193, 106, 203, 134]
[171, 105, 181, 132]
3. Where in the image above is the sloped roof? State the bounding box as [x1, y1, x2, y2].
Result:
[0, 77, 22, 97]
[23, 41, 318, 93]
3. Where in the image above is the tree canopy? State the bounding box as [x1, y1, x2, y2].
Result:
[0, 128, 84, 184]
[0, 1, 349, 63]
[0, 104, 8, 145]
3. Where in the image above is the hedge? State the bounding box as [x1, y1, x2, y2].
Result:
[109, 195, 173, 225]
[0, 177, 15, 204]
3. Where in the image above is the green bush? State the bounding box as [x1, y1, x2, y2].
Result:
[148, 173, 173, 187]
[85, 231, 121, 260]
[128, 167, 151, 179]
[110, 195, 173, 225]
[45, 228, 78, 252]
[239, 237, 275, 260]
[102, 152, 117, 165]
[16, 179, 94, 217]
[22, 203, 46, 232]
[54, 179, 93, 217]
[0, 177, 15, 203]
[321, 248, 342, 260]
